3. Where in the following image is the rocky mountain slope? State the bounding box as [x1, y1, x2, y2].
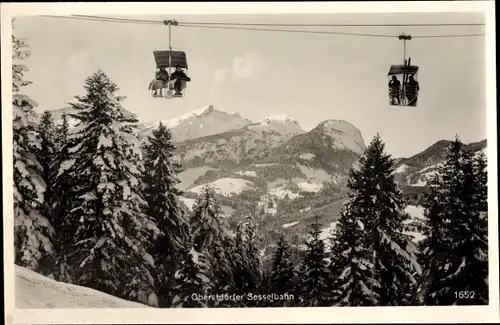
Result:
[393, 139, 487, 187]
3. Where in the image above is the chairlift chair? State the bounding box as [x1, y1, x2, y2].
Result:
[387, 63, 419, 107]
[152, 50, 189, 99]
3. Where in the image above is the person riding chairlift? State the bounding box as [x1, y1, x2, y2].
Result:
[151, 66, 169, 96]
[156, 66, 169, 82]
[170, 65, 191, 95]
[388, 76, 401, 105]
[405, 75, 420, 106]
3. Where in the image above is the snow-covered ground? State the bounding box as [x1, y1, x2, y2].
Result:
[297, 164, 341, 184]
[235, 170, 257, 177]
[319, 221, 339, 252]
[299, 207, 312, 213]
[252, 163, 279, 167]
[299, 153, 316, 160]
[405, 205, 425, 221]
[312, 205, 426, 253]
[188, 178, 255, 196]
[268, 186, 301, 200]
[179, 197, 197, 211]
[282, 221, 299, 228]
[297, 181, 323, 193]
[177, 166, 216, 190]
[394, 164, 410, 174]
[15, 266, 149, 308]
[404, 205, 427, 243]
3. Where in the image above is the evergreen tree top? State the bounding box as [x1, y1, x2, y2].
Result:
[12, 28, 33, 93]
[83, 69, 119, 94]
[40, 111, 54, 125]
[144, 122, 177, 157]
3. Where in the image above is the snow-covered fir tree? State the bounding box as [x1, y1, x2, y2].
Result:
[233, 216, 263, 306]
[330, 134, 421, 306]
[190, 187, 234, 303]
[172, 245, 212, 308]
[55, 113, 70, 147]
[417, 138, 488, 305]
[328, 201, 378, 306]
[219, 233, 243, 307]
[191, 186, 225, 251]
[56, 69, 159, 303]
[269, 234, 296, 306]
[12, 28, 54, 273]
[51, 112, 74, 282]
[295, 217, 329, 306]
[36, 111, 58, 216]
[142, 122, 191, 307]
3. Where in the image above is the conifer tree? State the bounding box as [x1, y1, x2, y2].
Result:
[237, 216, 262, 293]
[190, 187, 234, 302]
[51, 112, 73, 281]
[330, 134, 421, 306]
[56, 113, 70, 146]
[36, 111, 58, 214]
[295, 217, 329, 306]
[418, 139, 488, 305]
[269, 234, 296, 306]
[12, 27, 54, 272]
[142, 122, 191, 306]
[172, 245, 212, 308]
[232, 216, 263, 306]
[328, 202, 377, 306]
[57, 70, 159, 303]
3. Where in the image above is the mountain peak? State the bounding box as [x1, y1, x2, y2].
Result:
[319, 119, 356, 130]
[158, 105, 217, 129]
[313, 119, 366, 155]
[204, 104, 215, 114]
[259, 113, 298, 125]
[141, 105, 252, 142]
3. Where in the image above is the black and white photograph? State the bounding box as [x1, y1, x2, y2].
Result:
[2, 1, 498, 324]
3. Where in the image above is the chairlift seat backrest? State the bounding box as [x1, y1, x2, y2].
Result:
[387, 65, 419, 76]
[153, 51, 188, 69]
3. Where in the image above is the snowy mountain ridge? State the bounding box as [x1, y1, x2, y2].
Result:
[258, 113, 299, 125]
[393, 139, 487, 187]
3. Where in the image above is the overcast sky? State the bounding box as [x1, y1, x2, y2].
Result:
[14, 12, 486, 157]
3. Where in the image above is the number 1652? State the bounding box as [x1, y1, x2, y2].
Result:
[455, 291, 475, 299]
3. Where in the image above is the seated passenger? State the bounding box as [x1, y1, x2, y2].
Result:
[405, 75, 420, 106]
[155, 66, 169, 82]
[170, 65, 191, 95]
[388, 76, 401, 105]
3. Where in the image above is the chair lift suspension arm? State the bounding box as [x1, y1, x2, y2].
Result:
[164, 19, 178, 88]
[398, 33, 412, 103]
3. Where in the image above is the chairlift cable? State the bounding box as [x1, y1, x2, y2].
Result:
[40, 15, 486, 39]
[72, 14, 163, 24]
[46, 14, 486, 27]
[40, 15, 163, 25]
[412, 33, 486, 38]
[180, 23, 486, 38]
[178, 21, 486, 27]
[177, 24, 398, 38]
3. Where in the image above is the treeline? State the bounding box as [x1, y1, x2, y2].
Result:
[13, 31, 488, 307]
